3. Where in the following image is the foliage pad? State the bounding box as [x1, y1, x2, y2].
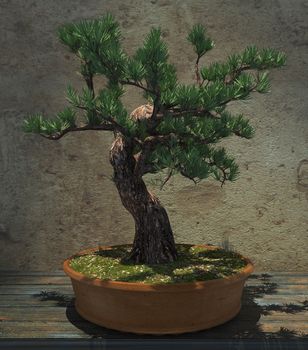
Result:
[23, 14, 286, 187]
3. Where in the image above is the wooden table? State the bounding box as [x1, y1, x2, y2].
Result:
[0, 271, 307, 349]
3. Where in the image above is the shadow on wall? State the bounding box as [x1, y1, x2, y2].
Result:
[33, 274, 308, 341]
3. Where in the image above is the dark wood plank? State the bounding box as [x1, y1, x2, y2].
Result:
[258, 322, 308, 334]
[0, 285, 74, 295]
[0, 271, 64, 276]
[253, 276, 308, 285]
[0, 276, 71, 285]
[252, 295, 308, 304]
[1, 306, 307, 322]
[0, 322, 89, 338]
[0, 319, 307, 339]
[253, 272, 308, 276]
[0, 339, 307, 350]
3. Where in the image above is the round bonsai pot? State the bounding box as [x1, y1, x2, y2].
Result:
[63, 244, 254, 335]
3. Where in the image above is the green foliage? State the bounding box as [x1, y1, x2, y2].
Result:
[233, 72, 255, 99]
[160, 86, 178, 107]
[58, 13, 127, 84]
[157, 63, 178, 95]
[200, 62, 230, 82]
[58, 13, 121, 56]
[241, 46, 258, 65]
[254, 48, 286, 69]
[83, 110, 101, 126]
[80, 61, 94, 81]
[24, 14, 286, 188]
[256, 72, 271, 93]
[65, 83, 134, 131]
[96, 87, 127, 125]
[135, 27, 169, 66]
[94, 45, 128, 83]
[209, 147, 240, 183]
[190, 117, 231, 141]
[187, 24, 214, 57]
[66, 84, 82, 107]
[220, 111, 255, 139]
[133, 27, 179, 95]
[96, 85, 136, 135]
[148, 143, 175, 170]
[145, 135, 240, 186]
[227, 53, 242, 71]
[234, 46, 286, 70]
[175, 84, 201, 110]
[22, 108, 77, 136]
[199, 46, 286, 88]
[125, 57, 146, 82]
[157, 114, 188, 135]
[188, 111, 254, 141]
[199, 81, 231, 110]
[22, 114, 44, 133]
[41, 118, 68, 135]
[81, 87, 96, 109]
[177, 142, 211, 180]
[66, 85, 102, 126]
[96, 87, 123, 117]
[56, 107, 77, 128]
[134, 120, 149, 140]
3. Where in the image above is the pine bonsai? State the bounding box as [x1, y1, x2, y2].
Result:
[23, 13, 286, 265]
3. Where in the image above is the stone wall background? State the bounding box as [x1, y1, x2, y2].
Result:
[0, 0, 307, 271]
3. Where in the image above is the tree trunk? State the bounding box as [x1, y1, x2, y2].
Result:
[109, 134, 178, 264]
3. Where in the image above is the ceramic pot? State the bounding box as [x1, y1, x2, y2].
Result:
[63, 244, 254, 335]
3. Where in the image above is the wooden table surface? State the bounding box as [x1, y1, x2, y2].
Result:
[0, 271, 307, 349]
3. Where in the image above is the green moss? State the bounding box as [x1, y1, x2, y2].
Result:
[69, 244, 248, 285]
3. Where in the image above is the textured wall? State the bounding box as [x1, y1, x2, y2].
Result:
[0, 0, 307, 271]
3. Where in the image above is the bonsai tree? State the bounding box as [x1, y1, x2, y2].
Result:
[23, 13, 286, 265]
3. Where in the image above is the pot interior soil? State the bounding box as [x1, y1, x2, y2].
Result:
[69, 244, 248, 285]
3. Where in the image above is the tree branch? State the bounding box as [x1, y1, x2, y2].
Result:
[224, 64, 251, 85]
[39, 123, 115, 140]
[159, 82, 259, 120]
[217, 165, 227, 187]
[72, 102, 135, 140]
[153, 70, 259, 122]
[160, 168, 174, 190]
[207, 160, 228, 187]
[157, 107, 211, 120]
[134, 134, 174, 177]
[195, 55, 202, 87]
[84, 74, 94, 96]
[179, 169, 200, 185]
[135, 129, 216, 177]
[217, 83, 258, 108]
[120, 79, 156, 95]
[78, 58, 95, 97]
[151, 91, 161, 119]
[130, 77, 259, 177]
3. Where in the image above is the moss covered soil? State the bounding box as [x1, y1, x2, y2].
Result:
[69, 244, 248, 285]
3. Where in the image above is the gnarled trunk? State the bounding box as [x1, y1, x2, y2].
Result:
[109, 134, 178, 264]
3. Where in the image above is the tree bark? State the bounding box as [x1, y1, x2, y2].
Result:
[109, 133, 178, 264]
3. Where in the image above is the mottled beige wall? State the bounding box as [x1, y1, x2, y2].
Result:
[0, 0, 307, 272]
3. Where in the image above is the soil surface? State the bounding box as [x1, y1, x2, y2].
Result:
[0, 0, 307, 272]
[69, 244, 248, 284]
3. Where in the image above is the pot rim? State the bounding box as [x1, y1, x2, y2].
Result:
[63, 244, 254, 291]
